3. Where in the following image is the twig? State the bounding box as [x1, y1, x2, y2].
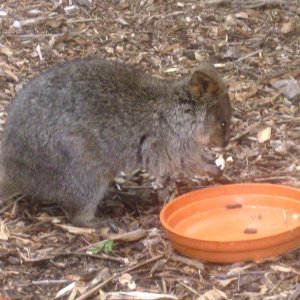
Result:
[254, 176, 294, 183]
[229, 124, 259, 143]
[235, 49, 262, 63]
[105, 292, 178, 300]
[167, 252, 204, 271]
[214, 270, 267, 280]
[66, 18, 100, 24]
[17, 279, 71, 287]
[0, 192, 22, 204]
[4, 33, 65, 39]
[176, 280, 201, 297]
[21, 251, 127, 264]
[78, 229, 148, 251]
[120, 185, 154, 189]
[204, 0, 298, 8]
[233, 0, 298, 8]
[75, 254, 165, 300]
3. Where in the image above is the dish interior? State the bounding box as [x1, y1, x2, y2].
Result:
[168, 195, 300, 242]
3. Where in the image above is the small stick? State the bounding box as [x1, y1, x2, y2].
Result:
[167, 252, 204, 271]
[176, 280, 201, 297]
[67, 18, 99, 24]
[30, 279, 70, 286]
[214, 270, 266, 280]
[21, 251, 126, 264]
[75, 254, 165, 300]
[235, 49, 262, 63]
[78, 229, 148, 251]
[254, 176, 292, 182]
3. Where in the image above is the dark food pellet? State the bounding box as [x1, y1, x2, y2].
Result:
[244, 228, 257, 234]
[226, 203, 242, 209]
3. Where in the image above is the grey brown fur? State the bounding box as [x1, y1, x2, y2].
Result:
[0, 59, 231, 227]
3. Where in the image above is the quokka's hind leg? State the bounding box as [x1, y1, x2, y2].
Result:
[0, 164, 20, 205]
[0, 185, 20, 206]
[51, 132, 115, 228]
[62, 185, 112, 228]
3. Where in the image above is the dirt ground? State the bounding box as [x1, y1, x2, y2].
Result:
[0, 0, 300, 299]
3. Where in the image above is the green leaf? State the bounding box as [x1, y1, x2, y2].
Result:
[103, 240, 114, 252]
[89, 240, 114, 254]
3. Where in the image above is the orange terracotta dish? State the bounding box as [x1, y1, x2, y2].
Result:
[160, 183, 300, 263]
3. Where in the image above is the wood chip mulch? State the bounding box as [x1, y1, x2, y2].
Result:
[0, 0, 300, 299]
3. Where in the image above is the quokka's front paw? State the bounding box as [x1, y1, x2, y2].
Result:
[202, 162, 222, 177]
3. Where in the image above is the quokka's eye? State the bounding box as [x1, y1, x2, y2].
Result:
[221, 121, 227, 128]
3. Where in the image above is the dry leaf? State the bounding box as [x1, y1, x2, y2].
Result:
[271, 140, 289, 155]
[13, 17, 45, 28]
[218, 277, 237, 288]
[55, 282, 76, 299]
[195, 52, 204, 61]
[281, 20, 296, 34]
[128, 52, 144, 64]
[116, 45, 123, 53]
[45, 18, 65, 29]
[55, 224, 96, 235]
[270, 264, 293, 273]
[257, 127, 271, 143]
[74, 0, 93, 6]
[116, 17, 129, 26]
[259, 284, 268, 295]
[215, 153, 225, 170]
[227, 263, 255, 276]
[234, 12, 248, 19]
[0, 46, 13, 57]
[64, 5, 79, 15]
[160, 43, 181, 54]
[270, 264, 300, 275]
[27, 9, 42, 16]
[197, 288, 228, 300]
[78, 268, 110, 294]
[119, 273, 136, 290]
[223, 46, 241, 59]
[4, 68, 18, 82]
[110, 229, 148, 242]
[12, 20, 22, 29]
[271, 78, 300, 100]
[36, 44, 43, 61]
[229, 80, 258, 101]
[0, 221, 9, 240]
[225, 15, 237, 26]
[106, 292, 178, 300]
[105, 46, 114, 54]
[163, 67, 179, 73]
[0, 9, 7, 17]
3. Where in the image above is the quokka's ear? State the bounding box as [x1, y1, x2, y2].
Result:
[189, 62, 225, 100]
